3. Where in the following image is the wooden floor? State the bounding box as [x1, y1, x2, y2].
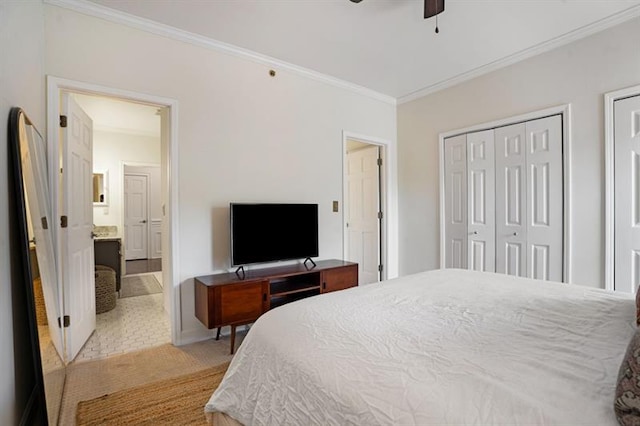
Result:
[125, 258, 162, 275]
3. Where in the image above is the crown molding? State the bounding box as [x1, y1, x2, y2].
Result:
[44, 0, 397, 106]
[398, 4, 640, 105]
[44, 0, 640, 107]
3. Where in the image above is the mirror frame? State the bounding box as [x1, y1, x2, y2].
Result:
[8, 107, 49, 424]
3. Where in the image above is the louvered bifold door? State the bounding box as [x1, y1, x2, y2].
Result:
[466, 130, 495, 272]
[525, 115, 563, 282]
[495, 123, 527, 277]
[614, 95, 640, 293]
[444, 134, 467, 269]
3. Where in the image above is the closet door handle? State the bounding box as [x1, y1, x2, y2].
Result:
[513, 232, 518, 236]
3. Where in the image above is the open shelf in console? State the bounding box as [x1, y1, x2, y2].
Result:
[270, 288, 320, 310]
[269, 272, 321, 297]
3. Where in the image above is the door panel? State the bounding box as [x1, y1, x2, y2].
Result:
[531, 244, 550, 281]
[615, 95, 640, 293]
[525, 115, 563, 282]
[444, 135, 467, 268]
[322, 265, 358, 293]
[495, 123, 527, 276]
[346, 145, 380, 284]
[466, 129, 495, 272]
[61, 93, 95, 361]
[124, 174, 148, 260]
[219, 281, 266, 324]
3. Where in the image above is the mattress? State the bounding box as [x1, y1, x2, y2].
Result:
[205, 269, 635, 425]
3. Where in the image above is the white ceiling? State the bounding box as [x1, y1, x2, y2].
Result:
[86, 0, 640, 100]
[72, 93, 161, 137]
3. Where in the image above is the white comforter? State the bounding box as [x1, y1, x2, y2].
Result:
[206, 269, 636, 425]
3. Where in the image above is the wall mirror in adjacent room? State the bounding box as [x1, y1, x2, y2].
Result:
[92, 170, 108, 205]
[9, 107, 66, 425]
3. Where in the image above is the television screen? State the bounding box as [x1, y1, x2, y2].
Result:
[230, 203, 319, 266]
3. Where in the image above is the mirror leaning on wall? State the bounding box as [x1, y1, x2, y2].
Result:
[9, 107, 66, 425]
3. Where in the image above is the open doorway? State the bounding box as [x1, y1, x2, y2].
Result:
[343, 134, 388, 285]
[70, 93, 168, 362]
[47, 77, 179, 364]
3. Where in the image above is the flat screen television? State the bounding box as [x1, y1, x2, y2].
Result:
[230, 203, 319, 266]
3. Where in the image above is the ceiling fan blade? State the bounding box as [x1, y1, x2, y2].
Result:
[424, 0, 444, 19]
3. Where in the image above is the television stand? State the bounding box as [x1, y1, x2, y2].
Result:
[194, 259, 358, 354]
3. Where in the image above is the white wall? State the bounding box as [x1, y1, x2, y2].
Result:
[0, 1, 45, 423]
[92, 129, 161, 233]
[397, 17, 640, 288]
[44, 5, 397, 342]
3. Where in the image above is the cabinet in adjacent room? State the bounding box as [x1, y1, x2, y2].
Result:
[443, 114, 563, 282]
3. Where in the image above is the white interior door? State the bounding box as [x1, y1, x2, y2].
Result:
[444, 134, 467, 268]
[614, 95, 640, 293]
[61, 93, 95, 361]
[466, 130, 495, 272]
[526, 115, 563, 282]
[124, 174, 149, 260]
[495, 123, 527, 277]
[346, 145, 380, 284]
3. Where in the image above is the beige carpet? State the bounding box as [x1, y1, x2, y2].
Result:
[76, 362, 229, 425]
[60, 331, 244, 425]
[120, 274, 162, 298]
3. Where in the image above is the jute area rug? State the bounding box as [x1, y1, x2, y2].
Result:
[120, 274, 162, 298]
[76, 362, 229, 425]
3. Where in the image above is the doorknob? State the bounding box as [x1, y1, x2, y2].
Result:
[513, 232, 518, 236]
[140, 220, 147, 224]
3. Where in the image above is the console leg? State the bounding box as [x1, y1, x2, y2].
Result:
[230, 325, 237, 355]
[215, 327, 221, 341]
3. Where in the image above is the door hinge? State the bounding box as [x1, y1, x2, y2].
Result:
[378, 211, 383, 219]
[378, 264, 383, 272]
[59, 115, 68, 128]
[41, 217, 48, 230]
[61, 215, 68, 228]
[58, 315, 70, 328]
[377, 157, 382, 166]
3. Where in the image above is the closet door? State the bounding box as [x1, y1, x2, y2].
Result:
[495, 123, 527, 277]
[466, 130, 495, 272]
[526, 115, 563, 282]
[444, 134, 467, 268]
[614, 95, 640, 293]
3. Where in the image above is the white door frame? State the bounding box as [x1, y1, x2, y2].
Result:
[342, 131, 396, 281]
[438, 104, 572, 283]
[46, 76, 181, 345]
[605, 84, 640, 291]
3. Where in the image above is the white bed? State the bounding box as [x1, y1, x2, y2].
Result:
[205, 269, 635, 425]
